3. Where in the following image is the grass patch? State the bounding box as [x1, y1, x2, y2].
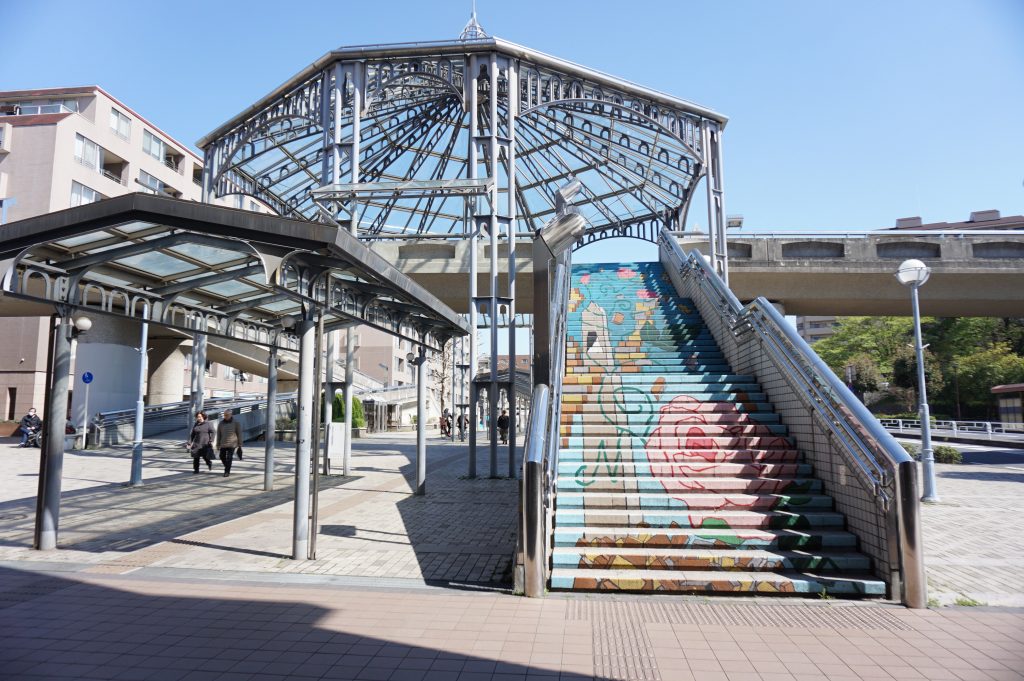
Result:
[954, 595, 984, 607]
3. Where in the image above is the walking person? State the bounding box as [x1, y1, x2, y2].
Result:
[187, 411, 215, 473]
[216, 409, 243, 477]
[18, 408, 42, 448]
[497, 409, 509, 445]
[457, 412, 466, 441]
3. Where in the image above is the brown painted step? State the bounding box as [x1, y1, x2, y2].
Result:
[560, 423, 782, 437]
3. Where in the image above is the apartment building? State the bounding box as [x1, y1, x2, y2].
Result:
[0, 86, 265, 422]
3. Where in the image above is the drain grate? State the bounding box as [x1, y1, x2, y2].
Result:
[567, 599, 911, 631]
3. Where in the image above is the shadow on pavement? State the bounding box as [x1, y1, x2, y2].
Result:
[0, 565, 596, 680]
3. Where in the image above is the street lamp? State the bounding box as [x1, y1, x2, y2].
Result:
[896, 259, 939, 502]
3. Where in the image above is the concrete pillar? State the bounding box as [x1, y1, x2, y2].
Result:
[416, 346, 426, 496]
[147, 339, 187, 405]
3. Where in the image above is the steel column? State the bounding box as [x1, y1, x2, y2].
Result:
[487, 52, 500, 480]
[292, 318, 316, 560]
[129, 318, 149, 486]
[264, 344, 278, 491]
[466, 54, 480, 478]
[897, 460, 928, 608]
[343, 330, 354, 476]
[506, 59, 519, 479]
[703, 120, 728, 284]
[415, 345, 427, 496]
[35, 315, 73, 550]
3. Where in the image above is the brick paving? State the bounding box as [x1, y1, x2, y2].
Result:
[1, 437, 1024, 679]
[922, 462, 1024, 607]
[0, 568, 1022, 680]
[0, 433, 517, 585]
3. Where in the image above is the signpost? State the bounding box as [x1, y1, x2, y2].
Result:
[80, 371, 93, 449]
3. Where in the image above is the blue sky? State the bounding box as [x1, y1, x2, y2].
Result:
[3, 0, 1022, 249]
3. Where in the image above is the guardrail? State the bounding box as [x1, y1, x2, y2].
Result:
[521, 254, 571, 597]
[660, 229, 926, 608]
[93, 393, 297, 446]
[881, 418, 1024, 438]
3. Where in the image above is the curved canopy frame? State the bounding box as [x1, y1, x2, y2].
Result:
[0, 194, 468, 351]
[199, 37, 728, 251]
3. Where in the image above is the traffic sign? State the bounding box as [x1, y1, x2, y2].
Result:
[82, 371, 94, 384]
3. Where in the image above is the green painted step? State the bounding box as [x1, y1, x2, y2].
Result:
[553, 527, 859, 551]
[551, 547, 871, 573]
[548, 568, 885, 595]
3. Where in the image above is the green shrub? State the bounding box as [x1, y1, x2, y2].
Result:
[900, 442, 961, 464]
[331, 394, 366, 428]
[933, 445, 962, 464]
[276, 416, 296, 430]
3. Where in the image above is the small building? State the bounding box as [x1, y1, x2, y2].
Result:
[991, 384, 1024, 432]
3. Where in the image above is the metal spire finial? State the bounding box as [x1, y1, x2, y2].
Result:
[459, 1, 488, 41]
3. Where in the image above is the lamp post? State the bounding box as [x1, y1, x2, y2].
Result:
[896, 259, 939, 503]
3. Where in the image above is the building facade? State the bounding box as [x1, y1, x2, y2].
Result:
[0, 86, 266, 423]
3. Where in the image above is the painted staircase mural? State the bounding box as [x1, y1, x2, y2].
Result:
[551, 261, 886, 596]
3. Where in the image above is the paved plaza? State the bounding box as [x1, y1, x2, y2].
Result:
[0, 435, 1022, 679]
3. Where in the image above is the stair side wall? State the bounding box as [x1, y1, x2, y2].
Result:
[660, 253, 896, 591]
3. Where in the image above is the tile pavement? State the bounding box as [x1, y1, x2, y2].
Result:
[1, 435, 1024, 679]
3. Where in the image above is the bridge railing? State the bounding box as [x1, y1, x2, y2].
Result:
[521, 254, 571, 597]
[659, 230, 926, 608]
[881, 418, 1024, 437]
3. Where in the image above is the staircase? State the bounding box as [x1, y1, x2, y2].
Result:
[550, 262, 886, 596]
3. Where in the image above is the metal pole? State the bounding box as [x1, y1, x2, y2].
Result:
[310, 314, 325, 559]
[506, 57, 519, 480]
[467, 54, 480, 477]
[523, 385, 550, 597]
[292, 318, 315, 560]
[912, 284, 939, 502]
[533, 246, 551, 388]
[36, 315, 73, 551]
[195, 329, 207, 415]
[129, 319, 148, 486]
[264, 344, 278, 492]
[468, 383, 478, 477]
[897, 460, 928, 607]
[488, 52, 500, 480]
[416, 345, 426, 495]
[323, 329, 336, 475]
[343, 330, 354, 477]
[80, 381, 89, 449]
[34, 314, 58, 549]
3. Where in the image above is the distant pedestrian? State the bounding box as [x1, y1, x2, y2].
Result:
[497, 409, 509, 445]
[187, 411, 215, 474]
[18, 408, 42, 448]
[216, 409, 243, 477]
[457, 413, 466, 440]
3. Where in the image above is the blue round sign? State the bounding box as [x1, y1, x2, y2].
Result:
[82, 371, 93, 384]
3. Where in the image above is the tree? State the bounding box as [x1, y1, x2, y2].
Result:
[333, 393, 366, 428]
[843, 353, 882, 400]
[954, 344, 1024, 418]
[814, 317, 914, 377]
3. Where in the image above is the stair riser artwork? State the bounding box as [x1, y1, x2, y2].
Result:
[552, 262, 885, 596]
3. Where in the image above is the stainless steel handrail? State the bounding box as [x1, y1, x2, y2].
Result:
[95, 392, 296, 428]
[521, 251, 571, 597]
[660, 229, 926, 608]
[523, 384, 550, 597]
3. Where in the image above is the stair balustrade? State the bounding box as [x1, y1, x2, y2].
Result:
[659, 229, 926, 608]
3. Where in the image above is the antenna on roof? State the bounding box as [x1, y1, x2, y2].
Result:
[459, 0, 488, 41]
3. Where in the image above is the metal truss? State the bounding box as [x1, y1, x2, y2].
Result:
[198, 36, 729, 256]
[0, 195, 467, 352]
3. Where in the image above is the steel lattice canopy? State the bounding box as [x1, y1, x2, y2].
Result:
[198, 36, 728, 241]
[0, 193, 469, 350]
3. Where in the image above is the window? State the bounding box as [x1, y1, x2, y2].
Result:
[74, 133, 100, 169]
[70, 181, 101, 206]
[142, 130, 165, 161]
[249, 201, 258, 212]
[110, 109, 131, 140]
[138, 169, 162, 194]
[13, 98, 79, 115]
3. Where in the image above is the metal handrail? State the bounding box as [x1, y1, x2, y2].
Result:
[95, 392, 296, 428]
[521, 251, 571, 597]
[660, 229, 926, 608]
[881, 418, 1023, 436]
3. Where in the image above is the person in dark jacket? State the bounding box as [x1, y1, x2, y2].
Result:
[497, 409, 509, 445]
[187, 411, 216, 473]
[18, 408, 42, 448]
[216, 409, 243, 477]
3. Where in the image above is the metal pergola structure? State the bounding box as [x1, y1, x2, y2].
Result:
[197, 30, 729, 477]
[0, 193, 468, 558]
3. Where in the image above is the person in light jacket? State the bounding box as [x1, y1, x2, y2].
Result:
[216, 409, 243, 477]
[187, 411, 215, 473]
